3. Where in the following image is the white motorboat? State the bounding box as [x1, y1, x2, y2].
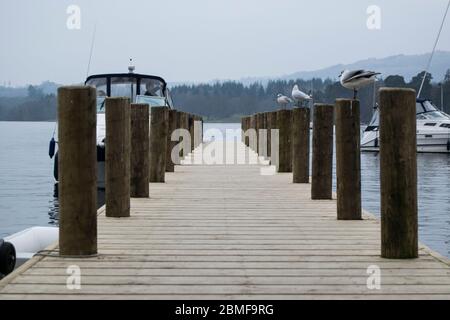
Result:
[361, 99, 450, 153]
[0, 227, 58, 277]
[51, 66, 174, 190]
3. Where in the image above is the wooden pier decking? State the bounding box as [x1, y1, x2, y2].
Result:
[1, 142, 450, 300]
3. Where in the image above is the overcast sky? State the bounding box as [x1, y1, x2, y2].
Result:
[1, 0, 450, 86]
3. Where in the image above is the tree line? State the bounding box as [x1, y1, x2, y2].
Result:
[0, 86, 56, 121]
[171, 70, 450, 123]
[0, 70, 449, 122]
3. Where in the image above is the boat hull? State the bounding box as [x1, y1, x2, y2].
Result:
[361, 132, 450, 153]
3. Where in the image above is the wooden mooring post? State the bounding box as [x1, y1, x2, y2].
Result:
[258, 112, 267, 158]
[245, 116, 251, 147]
[276, 109, 293, 172]
[166, 109, 178, 172]
[176, 111, 187, 159]
[241, 117, 247, 144]
[149, 106, 168, 183]
[130, 103, 150, 198]
[311, 104, 333, 200]
[264, 113, 268, 156]
[250, 114, 257, 151]
[254, 113, 260, 155]
[105, 97, 131, 218]
[188, 114, 195, 152]
[194, 115, 203, 149]
[182, 112, 190, 158]
[267, 111, 276, 158]
[335, 99, 361, 219]
[292, 107, 310, 183]
[58, 86, 97, 256]
[379, 88, 418, 259]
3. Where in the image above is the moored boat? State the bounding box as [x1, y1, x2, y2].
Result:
[362, 99, 450, 153]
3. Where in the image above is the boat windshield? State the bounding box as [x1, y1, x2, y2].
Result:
[109, 77, 165, 101]
[416, 101, 450, 120]
[365, 100, 450, 130]
[416, 111, 450, 120]
[86, 75, 168, 113]
[136, 95, 166, 107]
[417, 101, 438, 113]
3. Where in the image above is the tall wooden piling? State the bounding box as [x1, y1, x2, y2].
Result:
[250, 114, 257, 151]
[276, 109, 293, 172]
[58, 86, 97, 256]
[258, 113, 266, 157]
[176, 112, 185, 159]
[267, 111, 275, 157]
[166, 109, 178, 172]
[194, 115, 202, 148]
[245, 116, 250, 147]
[188, 114, 195, 152]
[105, 97, 131, 218]
[311, 104, 333, 200]
[379, 88, 418, 259]
[130, 103, 150, 198]
[180, 112, 190, 158]
[335, 99, 361, 220]
[292, 107, 310, 183]
[262, 112, 268, 158]
[201, 116, 204, 144]
[241, 117, 246, 144]
[255, 113, 260, 155]
[149, 107, 169, 183]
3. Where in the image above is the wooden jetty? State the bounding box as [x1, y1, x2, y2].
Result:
[0, 140, 450, 299]
[0, 87, 449, 299]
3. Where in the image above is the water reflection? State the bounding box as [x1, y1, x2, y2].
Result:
[344, 152, 450, 259]
[47, 185, 105, 227]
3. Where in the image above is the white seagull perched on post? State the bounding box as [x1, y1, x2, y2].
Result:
[277, 93, 292, 109]
[292, 84, 312, 107]
[339, 69, 380, 99]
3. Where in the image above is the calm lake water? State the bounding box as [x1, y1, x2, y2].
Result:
[1, 122, 449, 259]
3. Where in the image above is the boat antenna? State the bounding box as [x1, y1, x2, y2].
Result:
[417, 0, 450, 99]
[128, 58, 135, 73]
[86, 23, 97, 78]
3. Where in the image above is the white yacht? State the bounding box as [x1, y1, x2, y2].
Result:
[52, 67, 174, 189]
[361, 99, 450, 153]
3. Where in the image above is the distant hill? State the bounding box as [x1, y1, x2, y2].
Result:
[240, 51, 450, 85]
[1, 51, 449, 97]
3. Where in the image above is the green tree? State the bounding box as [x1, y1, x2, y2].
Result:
[409, 71, 432, 99]
[384, 75, 406, 87]
[27, 85, 43, 98]
[445, 69, 450, 82]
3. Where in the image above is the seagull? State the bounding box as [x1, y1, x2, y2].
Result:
[277, 94, 292, 109]
[339, 69, 380, 99]
[292, 84, 312, 107]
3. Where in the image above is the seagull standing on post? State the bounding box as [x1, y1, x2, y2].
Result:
[292, 84, 312, 107]
[339, 69, 380, 99]
[277, 93, 292, 109]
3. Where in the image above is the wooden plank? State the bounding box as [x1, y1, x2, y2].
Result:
[23, 268, 450, 277]
[30, 261, 448, 269]
[3, 284, 450, 295]
[39, 255, 437, 263]
[11, 275, 450, 286]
